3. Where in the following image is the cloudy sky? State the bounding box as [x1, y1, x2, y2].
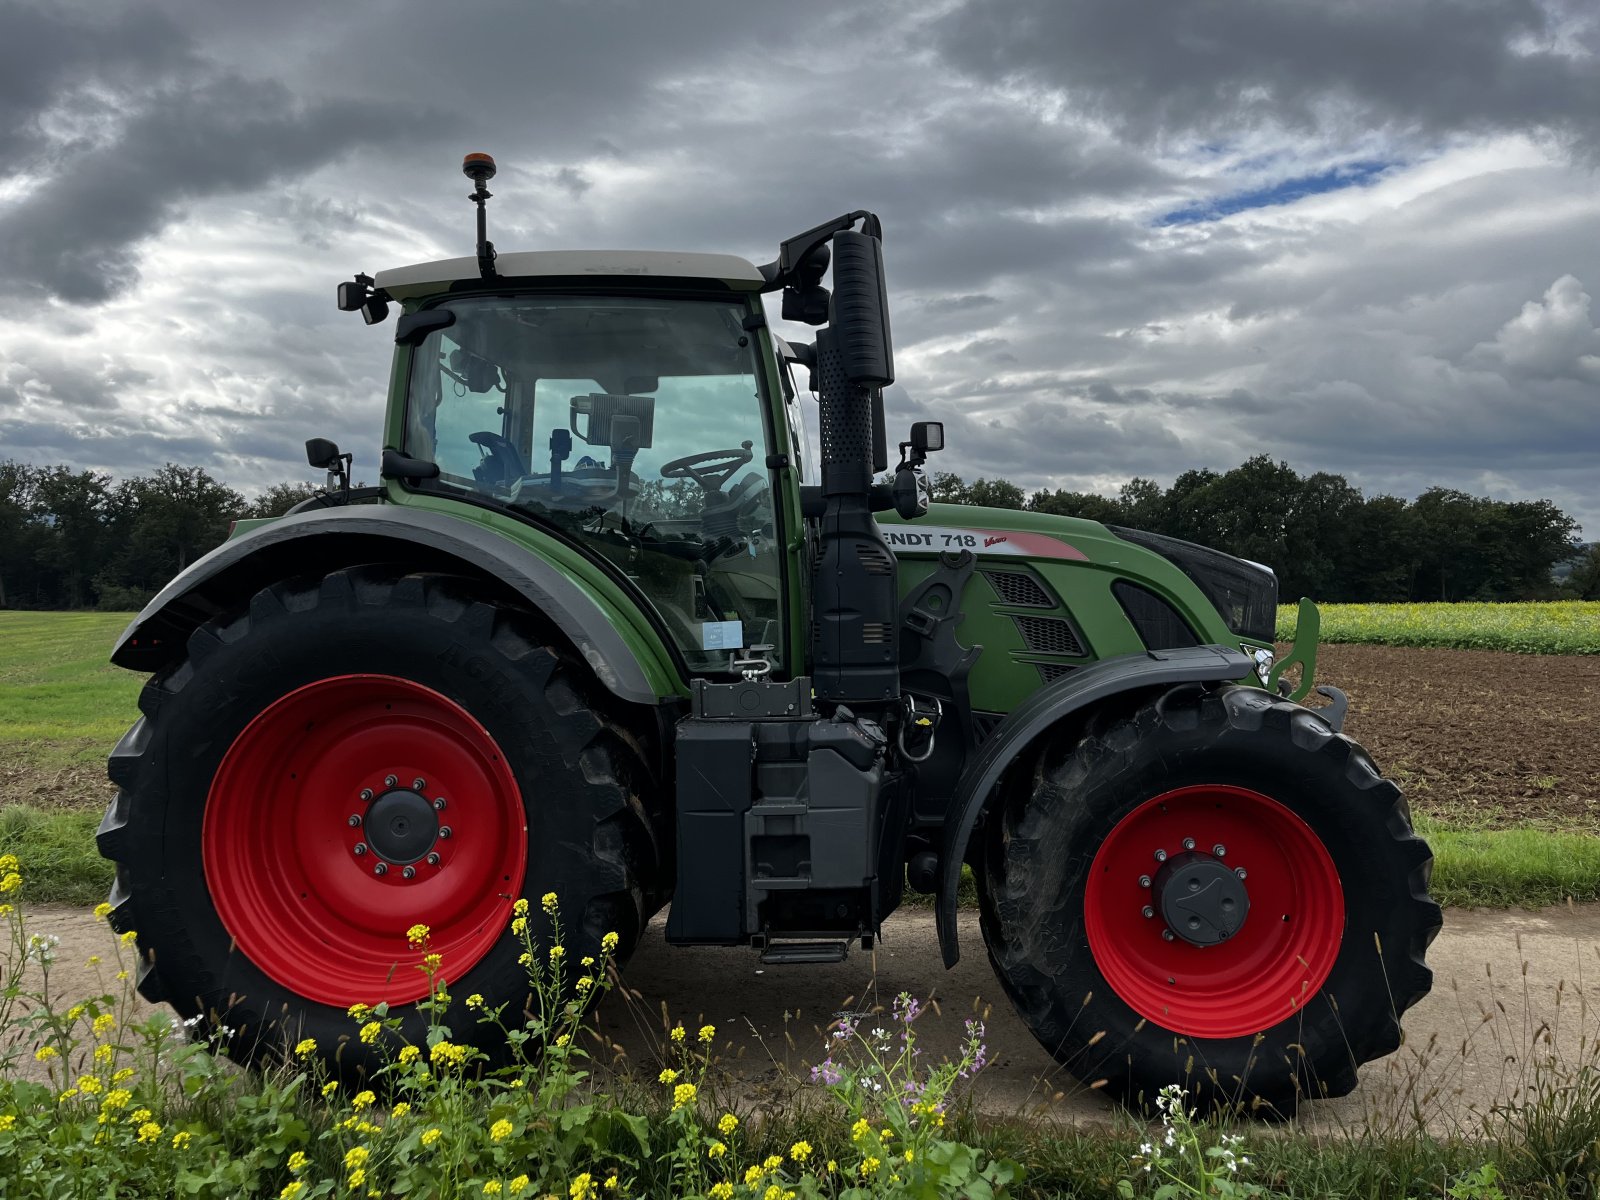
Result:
[2, 0, 1597, 534]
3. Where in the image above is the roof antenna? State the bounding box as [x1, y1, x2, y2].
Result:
[463, 152, 498, 278]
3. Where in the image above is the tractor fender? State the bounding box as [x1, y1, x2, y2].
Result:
[935, 644, 1255, 967]
[110, 505, 668, 705]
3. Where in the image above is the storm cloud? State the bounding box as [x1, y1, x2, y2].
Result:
[0, 0, 1595, 534]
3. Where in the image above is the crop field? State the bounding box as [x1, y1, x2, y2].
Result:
[1277, 600, 1600, 654]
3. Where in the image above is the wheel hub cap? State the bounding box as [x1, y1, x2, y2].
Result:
[1154, 852, 1249, 946]
[364, 789, 438, 864]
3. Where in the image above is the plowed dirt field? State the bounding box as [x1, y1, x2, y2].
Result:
[1307, 643, 1599, 829]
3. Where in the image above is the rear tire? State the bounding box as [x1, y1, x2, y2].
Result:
[978, 683, 1439, 1114]
[98, 568, 657, 1078]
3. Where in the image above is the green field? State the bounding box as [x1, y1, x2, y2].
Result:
[2, 608, 1598, 908]
[1277, 600, 1600, 654]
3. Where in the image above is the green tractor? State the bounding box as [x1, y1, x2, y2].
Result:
[100, 154, 1439, 1113]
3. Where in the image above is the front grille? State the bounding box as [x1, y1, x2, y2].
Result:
[982, 569, 1053, 608]
[1114, 581, 1200, 649]
[1013, 615, 1085, 656]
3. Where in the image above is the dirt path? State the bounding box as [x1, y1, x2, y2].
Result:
[10, 903, 1600, 1133]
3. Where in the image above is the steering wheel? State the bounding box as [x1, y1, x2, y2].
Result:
[659, 442, 754, 492]
[468, 431, 525, 486]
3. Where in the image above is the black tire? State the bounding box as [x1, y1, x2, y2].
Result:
[98, 567, 658, 1078]
[978, 683, 1440, 1115]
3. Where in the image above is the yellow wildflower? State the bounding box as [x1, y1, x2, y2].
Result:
[115, 970, 129, 982]
[484, 1183, 501, 1196]
[669, 1024, 685, 1043]
[344, 1147, 370, 1170]
[406, 923, 430, 946]
[94, 902, 112, 919]
[512, 897, 529, 916]
[58, 1089, 78, 1103]
[422, 952, 442, 972]
[762, 1155, 783, 1171]
[860, 1156, 882, 1177]
[294, 1037, 317, 1057]
[604, 1176, 618, 1192]
[548, 945, 564, 962]
[555, 1034, 570, 1048]
[576, 976, 593, 993]
[391, 1102, 411, 1119]
[491, 1118, 513, 1141]
[790, 1140, 812, 1162]
[0, 872, 21, 894]
[708, 1140, 726, 1159]
[76, 1076, 102, 1096]
[347, 1003, 371, 1020]
[118, 930, 136, 947]
[0, 1115, 15, 1132]
[86, 955, 99, 965]
[673, 1082, 698, 1111]
[743, 1166, 764, 1186]
[581, 955, 595, 967]
[698, 1024, 716, 1044]
[93, 1045, 114, 1066]
[171, 1130, 191, 1149]
[0, 904, 11, 917]
[349, 1168, 366, 1188]
[717, 1113, 739, 1136]
[825, 1160, 837, 1173]
[67, 1005, 85, 1022]
[658, 1068, 678, 1084]
[421, 1127, 442, 1147]
[398, 1044, 421, 1065]
[112, 1068, 134, 1084]
[710, 1185, 733, 1200]
[92, 1013, 115, 1038]
[764, 1187, 786, 1200]
[601, 931, 619, 953]
[850, 1117, 872, 1142]
[0, 854, 15, 871]
[517, 952, 533, 967]
[352, 1090, 375, 1110]
[359, 1021, 381, 1044]
[541, 892, 559, 914]
[466, 993, 484, 1008]
[511, 917, 527, 935]
[288, 1151, 309, 1172]
[569, 1172, 594, 1200]
[321, 1081, 338, 1097]
[509, 1176, 530, 1195]
[136, 1122, 162, 1143]
[279, 1183, 305, 1200]
[102, 1091, 132, 1111]
[430, 1040, 467, 1068]
[356, 1120, 380, 1136]
[905, 1148, 915, 1162]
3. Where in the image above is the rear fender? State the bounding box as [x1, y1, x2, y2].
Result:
[110, 506, 675, 705]
[935, 644, 1254, 966]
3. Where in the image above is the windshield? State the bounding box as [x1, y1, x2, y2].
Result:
[404, 294, 784, 674]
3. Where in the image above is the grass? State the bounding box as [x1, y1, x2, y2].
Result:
[1277, 600, 1600, 655]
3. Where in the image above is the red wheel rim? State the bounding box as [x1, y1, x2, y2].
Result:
[203, 675, 526, 1007]
[1083, 784, 1343, 1039]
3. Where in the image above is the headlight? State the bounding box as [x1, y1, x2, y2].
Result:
[1108, 527, 1278, 642]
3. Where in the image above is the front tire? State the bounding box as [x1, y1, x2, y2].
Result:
[98, 568, 657, 1077]
[978, 684, 1440, 1114]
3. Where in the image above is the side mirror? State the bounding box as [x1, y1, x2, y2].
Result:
[829, 231, 894, 387]
[891, 465, 930, 520]
[360, 296, 390, 326]
[336, 280, 368, 312]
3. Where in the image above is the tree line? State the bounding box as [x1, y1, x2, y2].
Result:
[0, 455, 1593, 610]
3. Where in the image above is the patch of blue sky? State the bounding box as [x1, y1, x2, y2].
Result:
[1156, 159, 1398, 226]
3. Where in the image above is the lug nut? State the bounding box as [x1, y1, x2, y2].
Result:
[1153, 849, 1167, 863]
[402, 866, 416, 879]
[359, 788, 373, 802]
[426, 852, 441, 866]
[1161, 929, 1176, 942]
[348, 814, 361, 827]
[353, 842, 368, 856]
[373, 862, 388, 876]
[1235, 867, 1248, 879]
[412, 778, 426, 791]
[1142, 905, 1155, 919]
[438, 826, 452, 839]
[1138, 874, 1152, 888]
[1213, 844, 1226, 857]
[433, 797, 447, 812]
[1182, 837, 1196, 850]
[384, 775, 397, 788]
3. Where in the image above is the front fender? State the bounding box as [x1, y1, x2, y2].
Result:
[111, 505, 676, 705]
[935, 644, 1254, 966]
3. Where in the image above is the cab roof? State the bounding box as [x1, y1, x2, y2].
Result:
[374, 250, 766, 300]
